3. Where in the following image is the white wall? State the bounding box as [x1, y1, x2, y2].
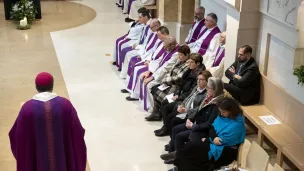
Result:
[200, 0, 227, 31]
[258, 0, 304, 104]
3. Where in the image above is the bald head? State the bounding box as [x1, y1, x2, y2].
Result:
[164, 37, 177, 52]
[220, 32, 226, 45]
[194, 6, 205, 21]
[150, 18, 161, 32]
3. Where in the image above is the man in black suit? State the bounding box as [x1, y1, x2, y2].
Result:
[224, 45, 261, 106]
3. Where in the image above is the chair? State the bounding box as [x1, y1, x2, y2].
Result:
[238, 139, 252, 168]
[245, 141, 269, 171]
[271, 164, 285, 171]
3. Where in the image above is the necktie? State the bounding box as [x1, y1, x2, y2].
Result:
[237, 64, 243, 75]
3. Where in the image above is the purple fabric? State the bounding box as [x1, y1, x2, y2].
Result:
[139, 25, 150, 45]
[127, 66, 148, 90]
[140, 74, 152, 111]
[212, 47, 225, 67]
[127, 56, 142, 76]
[198, 27, 221, 55]
[159, 45, 180, 66]
[116, 38, 131, 68]
[127, 0, 135, 14]
[119, 46, 133, 70]
[9, 97, 86, 171]
[188, 19, 205, 44]
[146, 34, 158, 52]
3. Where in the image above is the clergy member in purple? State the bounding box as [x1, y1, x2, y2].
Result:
[185, 6, 206, 44]
[9, 72, 87, 171]
[207, 32, 226, 78]
[187, 13, 221, 63]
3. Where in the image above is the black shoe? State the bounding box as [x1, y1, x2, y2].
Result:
[164, 144, 170, 151]
[123, 12, 127, 14]
[160, 151, 176, 161]
[126, 96, 139, 101]
[121, 89, 129, 93]
[155, 128, 169, 137]
[112, 62, 116, 65]
[164, 158, 175, 164]
[145, 114, 161, 121]
[125, 17, 134, 23]
[115, 3, 120, 6]
[154, 125, 165, 134]
[118, 5, 122, 7]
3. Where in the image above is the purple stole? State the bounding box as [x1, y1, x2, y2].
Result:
[128, 0, 135, 14]
[198, 27, 221, 55]
[117, 25, 149, 69]
[145, 33, 158, 52]
[188, 19, 205, 44]
[126, 42, 165, 90]
[212, 47, 225, 67]
[140, 45, 179, 111]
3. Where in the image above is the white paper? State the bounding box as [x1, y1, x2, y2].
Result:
[166, 93, 174, 103]
[176, 113, 187, 119]
[259, 115, 281, 125]
[158, 84, 170, 91]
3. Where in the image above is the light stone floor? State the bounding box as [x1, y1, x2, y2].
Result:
[51, 0, 172, 171]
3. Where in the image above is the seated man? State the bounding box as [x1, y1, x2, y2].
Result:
[121, 26, 169, 97]
[112, 9, 150, 69]
[207, 31, 226, 78]
[185, 6, 206, 44]
[187, 13, 221, 68]
[224, 45, 261, 106]
[138, 37, 180, 111]
[126, 0, 155, 22]
[120, 19, 161, 79]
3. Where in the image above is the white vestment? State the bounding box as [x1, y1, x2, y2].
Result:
[140, 52, 178, 110]
[185, 20, 206, 43]
[112, 23, 145, 61]
[129, 0, 156, 20]
[208, 45, 225, 78]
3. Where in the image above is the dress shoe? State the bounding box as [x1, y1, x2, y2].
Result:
[115, 2, 120, 6]
[155, 128, 169, 137]
[126, 96, 139, 101]
[154, 125, 165, 134]
[118, 5, 122, 7]
[164, 159, 175, 164]
[112, 61, 116, 65]
[121, 89, 129, 93]
[160, 151, 176, 161]
[125, 17, 134, 23]
[145, 114, 161, 121]
[164, 144, 170, 152]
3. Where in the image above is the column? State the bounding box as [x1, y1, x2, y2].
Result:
[158, 0, 179, 39]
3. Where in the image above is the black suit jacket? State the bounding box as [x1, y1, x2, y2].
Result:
[225, 57, 261, 105]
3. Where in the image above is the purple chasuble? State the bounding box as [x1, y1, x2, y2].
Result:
[128, 0, 135, 14]
[145, 33, 158, 52]
[9, 97, 86, 171]
[187, 19, 205, 44]
[198, 26, 221, 55]
[212, 47, 225, 67]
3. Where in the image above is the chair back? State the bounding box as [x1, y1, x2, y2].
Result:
[246, 141, 269, 171]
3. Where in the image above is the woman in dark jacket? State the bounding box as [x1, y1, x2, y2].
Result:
[147, 52, 206, 121]
[160, 77, 227, 164]
[172, 97, 246, 171]
[154, 70, 211, 137]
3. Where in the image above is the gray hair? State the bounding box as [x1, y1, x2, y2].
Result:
[208, 77, 224, 97]
[157, 26, 169, 35]
[151, 18, 161, 27]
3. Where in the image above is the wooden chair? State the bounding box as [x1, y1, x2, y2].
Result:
[271, 164, 285, 171]
[245, 141, 269, 171]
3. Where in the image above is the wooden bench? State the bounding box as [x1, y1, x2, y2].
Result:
[144, 0, 158, 18]
[282, 143, 304, 171]
[243, 75, 304, 170]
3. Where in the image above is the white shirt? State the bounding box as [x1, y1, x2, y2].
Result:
[148, 42, 164, 73]
[185, 19, 206, 43]
[125, 23, 145, 40]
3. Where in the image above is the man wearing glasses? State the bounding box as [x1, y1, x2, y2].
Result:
[185, 6, 206, 44]
[224, 45, 261, 106]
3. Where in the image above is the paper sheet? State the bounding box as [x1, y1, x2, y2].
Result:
[158, 84, 170, 91]
[166, 93, 174, 103]
[259, 115, 281, 125]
